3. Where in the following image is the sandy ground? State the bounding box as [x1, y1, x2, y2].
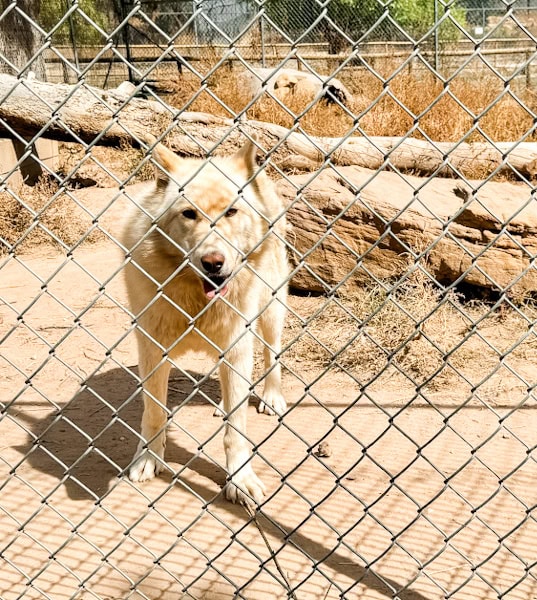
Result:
[1, 185, 537, 600]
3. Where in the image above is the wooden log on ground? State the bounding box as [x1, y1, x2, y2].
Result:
[1, 73, 537, 179]
[278, 166, 537, 296]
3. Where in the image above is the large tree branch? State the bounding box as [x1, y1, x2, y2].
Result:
[1, 73, 537, 178]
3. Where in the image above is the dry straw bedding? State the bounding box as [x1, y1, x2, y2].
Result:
[283, 274, 537, 399]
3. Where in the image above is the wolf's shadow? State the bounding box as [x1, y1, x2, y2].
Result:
[12, 365, 226, 501]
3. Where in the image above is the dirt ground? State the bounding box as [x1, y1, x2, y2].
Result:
[2, 183, 537, 600]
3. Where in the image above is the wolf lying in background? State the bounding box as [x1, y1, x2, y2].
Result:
[122, 136, 289, 505]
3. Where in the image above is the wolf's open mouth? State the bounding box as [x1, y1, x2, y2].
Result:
[202, 275, 229, 299]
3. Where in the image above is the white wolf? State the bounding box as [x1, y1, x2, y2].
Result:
[122, 137, 289, 505]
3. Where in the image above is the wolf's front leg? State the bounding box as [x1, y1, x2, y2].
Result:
[219, 334, 266, 505]
[129, 337, 171, 482]
[257, 298, 287, 416]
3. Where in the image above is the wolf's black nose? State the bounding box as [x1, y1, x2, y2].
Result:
[201, 252, 225, 274]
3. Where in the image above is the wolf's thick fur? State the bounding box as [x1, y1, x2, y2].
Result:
[122, 137, 289, 504]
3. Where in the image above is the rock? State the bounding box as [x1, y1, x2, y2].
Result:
[276, 154, 321, 172]
[316, 442, 332, 457]
[277, 166, 537, 296]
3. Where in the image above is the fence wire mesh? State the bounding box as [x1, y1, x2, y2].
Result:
[2, 1, 537, 599]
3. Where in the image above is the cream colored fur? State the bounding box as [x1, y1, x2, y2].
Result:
[240, 67, 354, 107]
[122, 137, 289, 505]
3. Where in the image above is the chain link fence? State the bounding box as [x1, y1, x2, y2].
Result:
[2, 1, 537, 599]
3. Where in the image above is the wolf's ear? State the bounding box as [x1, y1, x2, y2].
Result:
[232, 134, 259, 177]
[151, 143, 181, 187]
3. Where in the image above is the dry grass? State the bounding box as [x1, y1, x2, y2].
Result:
[284, 276, 465, 385]
[168, 66, 537, 144]
[0, 140, 156, 255]
[0, 176, 103, 254]
[283, 273, 537, 394]
[59, 141, 154, 188]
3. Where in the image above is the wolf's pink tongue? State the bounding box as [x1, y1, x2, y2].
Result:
[203, 281, 228, 299]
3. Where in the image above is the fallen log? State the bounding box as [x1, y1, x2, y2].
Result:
[1, 73, 537, 179]
[279, 166, 537, 296]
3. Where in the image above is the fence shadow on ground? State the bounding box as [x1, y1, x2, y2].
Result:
[10, 365, 434, 600]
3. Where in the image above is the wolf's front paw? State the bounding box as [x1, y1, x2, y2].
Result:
[129, 438, 165, 482]
[224, 466, 266, 506]
[258, 389, 286, 416]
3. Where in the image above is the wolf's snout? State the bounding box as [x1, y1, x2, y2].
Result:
[201, 252, 225, 274]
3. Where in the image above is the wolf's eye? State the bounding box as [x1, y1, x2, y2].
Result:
[182, 209, 197, 220]
[225, 208, 238, 218]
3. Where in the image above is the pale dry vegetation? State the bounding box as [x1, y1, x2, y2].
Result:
[59, 141, 154, 187]
[283, 271, 537, 396]
[0, 142, 153, 255]
[0, 176, 103, 254]
[168, 65, 537, 143]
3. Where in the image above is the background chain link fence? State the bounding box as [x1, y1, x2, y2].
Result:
[2, 1, 537, 599]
